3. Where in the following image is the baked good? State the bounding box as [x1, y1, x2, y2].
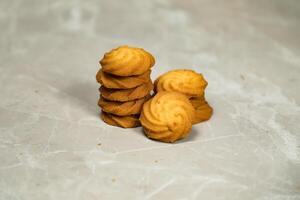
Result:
[154, 69, 207, 97]
[100, 81, 153, 102]
[96, 69, 151, 89]
[190, 96, 213, 124]
[100, 46, 155, 76]
[101, 111, 140, 128]
[97, 45, 155, 129]
[193, 102, 213, 124]
[189, 95, 205, 106]
[154, 69, 213, 124]
[140, 91, 195, 143]
[98, 95, 151, 116]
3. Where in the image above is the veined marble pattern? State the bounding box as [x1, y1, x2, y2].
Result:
[0, 0, 300, 199]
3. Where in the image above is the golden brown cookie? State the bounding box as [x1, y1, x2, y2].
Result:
[100, 81, 153, 102]
[154, 69, 207, 97]
[190, 96, 213, 124]
[189, 95, 205, 107]
[98, 95, 151, 116]
[96, 69, 151, 89]
[193, 103, 213, 124]
[140, 91, 195, 143]
[101, 111, 140, 128]
[100, 46, 155, 76]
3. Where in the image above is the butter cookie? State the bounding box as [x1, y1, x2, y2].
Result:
[190, 96, 213, 124]
[98, 95, 151, 116]
[100, 81, 153, 102]
[154, 69, 207, 97]
[140, 91, 195, 143]
[101, 111, 140, 128]
[100, 46, 155, 76]
[96, 69, 151, 89]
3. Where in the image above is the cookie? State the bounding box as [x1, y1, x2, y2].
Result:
[100, 81, 153, 102]
[101, 111, 141, 128]
[193, 102, 213, 124]
[100, 46, 155, 76]
[96, 69, 151, 89]
[98, 95, 151, 116]
[190, 96, 213, 124]
[189, 95, 205, 107]
[154, 69, 207, 97]
[140, 91, 195, 143]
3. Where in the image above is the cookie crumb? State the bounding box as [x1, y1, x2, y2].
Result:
[240, 74, 245, 80]
[154, 160, 158, 163]
[111, 178, 116, 182]
[97, 143, 101, 146]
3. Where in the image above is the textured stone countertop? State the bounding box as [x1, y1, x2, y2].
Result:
[0, 0, 300, 199]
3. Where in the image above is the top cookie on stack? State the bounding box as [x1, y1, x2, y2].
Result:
[100, 45, 155, 77]
[96, 46, 155, 128]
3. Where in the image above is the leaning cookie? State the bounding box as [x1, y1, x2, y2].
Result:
[96, 69, 151, 89]
[189, 95, 205, 106]
[100, 81, 153, 102]
[154, 69, 207, 97]
[100, 46, 155, 76]
[98, 95, 151, 116]
[190, 96, 213, 124]
[101, 111, 141, 128]
[140, 91, 195, 143]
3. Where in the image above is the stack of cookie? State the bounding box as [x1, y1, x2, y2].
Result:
[96, 46, 155, 128]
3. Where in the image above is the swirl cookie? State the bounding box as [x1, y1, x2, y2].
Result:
[100, 81, 153, 102]
[101, 111, 141, 128]
[96, 69, 151, 89]
[190, 97, 213, 124]
[98, 95, 151, 116]
[154, 69, 207, 97]
[189, 95, 205, 106]
[140, 91, 195, 143]
[100, 46, 155, 76]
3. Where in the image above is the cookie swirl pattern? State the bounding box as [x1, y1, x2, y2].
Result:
[100, 46, 155, 76]
[100, 81, 153, 102]
[98, 95, 151, 116]
[96, 69, 151, 89]
[154, 69, 207, 97]
[101, 112, 140, 128]
[140, 91, 195, 143]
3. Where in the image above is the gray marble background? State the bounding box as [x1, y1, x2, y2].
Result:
[0, 0, 300, 199]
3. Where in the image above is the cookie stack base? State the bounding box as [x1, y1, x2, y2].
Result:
[101, 112, 141, 128]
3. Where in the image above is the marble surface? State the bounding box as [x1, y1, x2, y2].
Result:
[0, 0, 300, 199]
